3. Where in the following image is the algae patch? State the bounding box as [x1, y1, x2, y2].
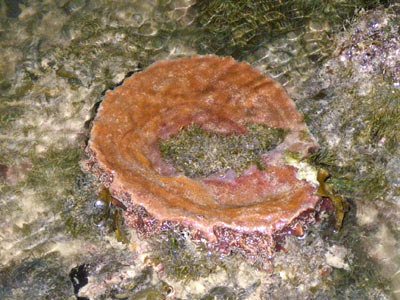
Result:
[193, 0, 379, 60]
[159, 123, 288, 178]
[148, 231, 217, 282]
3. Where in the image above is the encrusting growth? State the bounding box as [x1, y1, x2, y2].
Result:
[85, 55, 323, 260]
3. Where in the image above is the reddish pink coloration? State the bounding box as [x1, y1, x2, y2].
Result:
[85, 56, 321, 258]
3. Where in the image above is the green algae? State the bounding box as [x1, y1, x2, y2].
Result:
[200, 286, 238, 300]
[307, 84, 400, 226]
[296, 7, 400, 298]
[200, 282, 260, 300]
[27, 147, 81, 191]
[194, 0, 386, 57]
[127, 288, 165, 300]
[365, 87, 400, 154]
[0, 103, 24, 133]
[299, 5, 400, 205]
[159, 123, 288, 178]
[105, 267, 173, 300]
[26, 146, 82, 214]
[324, 204, 392, 300]
[24, 147, 122, 240]
[0, 252, 74, 300]
[66, 175, 130, 240]
[306, 82, 400, 203]
[192, 0, 388, 87]
[25, 147, 93, 237]
[148, 231, 218, 282]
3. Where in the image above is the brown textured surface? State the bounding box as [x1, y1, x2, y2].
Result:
[86, 56, 320, 249]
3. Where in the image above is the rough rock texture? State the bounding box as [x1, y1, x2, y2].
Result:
[86, 55, 320, 257]
[0, 0, 395, 299]
[295, 5, 400, 298]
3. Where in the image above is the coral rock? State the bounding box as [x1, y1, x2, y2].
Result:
[86, 56, 321, 257]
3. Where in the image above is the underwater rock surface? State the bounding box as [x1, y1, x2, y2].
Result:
[296, 4, 400, 297]
[0, 0, 398, 299]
